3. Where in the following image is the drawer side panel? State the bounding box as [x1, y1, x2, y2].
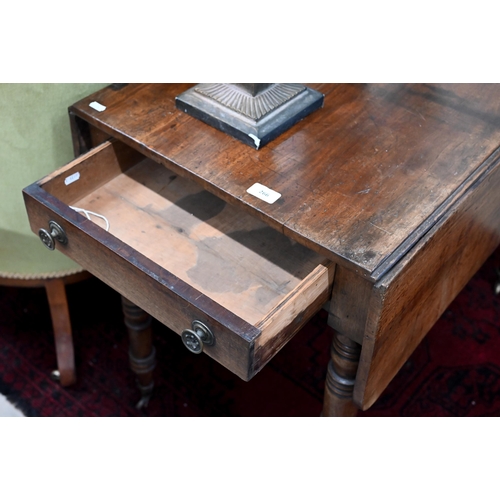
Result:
[252, 262, 335, 376]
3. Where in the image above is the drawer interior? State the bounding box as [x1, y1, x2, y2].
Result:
[39, 141, 334, 355]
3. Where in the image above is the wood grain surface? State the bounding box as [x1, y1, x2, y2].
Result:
[69, 84, 500, 279]
[72, 155, 330, 327]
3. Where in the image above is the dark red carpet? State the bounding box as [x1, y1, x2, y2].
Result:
[1, 246, 499, 417]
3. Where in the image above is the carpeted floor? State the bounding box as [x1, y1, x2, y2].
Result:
[1, 245, 499, 417]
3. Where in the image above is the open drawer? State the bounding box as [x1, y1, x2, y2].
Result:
[23, 140, 335, 380]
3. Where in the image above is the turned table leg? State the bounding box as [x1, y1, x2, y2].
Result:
[121, 296, 156, 409]
[321, 331, 361, 417]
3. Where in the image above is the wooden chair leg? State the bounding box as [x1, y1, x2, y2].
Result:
[121, 296, 156, 409]
[45, 278, 77, 386]
[321, 331, 361, 417]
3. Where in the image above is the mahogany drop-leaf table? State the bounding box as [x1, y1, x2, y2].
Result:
[23, 84, 500, 415]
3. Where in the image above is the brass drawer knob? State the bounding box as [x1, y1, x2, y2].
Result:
[38, 221, 68, 250]
[181, 320, 215, 354]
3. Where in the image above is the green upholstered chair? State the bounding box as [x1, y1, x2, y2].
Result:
[0, 83, 108, 385]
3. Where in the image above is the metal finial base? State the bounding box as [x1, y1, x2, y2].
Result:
[175, 83, 324, 149]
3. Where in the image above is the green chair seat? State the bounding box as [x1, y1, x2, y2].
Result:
[0, 83, 108, 278]
[0, 83, 108, 387]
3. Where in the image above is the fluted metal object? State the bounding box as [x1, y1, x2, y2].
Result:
[175, 83, 324, 149]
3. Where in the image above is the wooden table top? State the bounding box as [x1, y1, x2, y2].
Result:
[70, 83, 500, 281]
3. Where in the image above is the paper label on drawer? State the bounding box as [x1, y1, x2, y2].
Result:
[89, 101, 106, 112]
[64, 172, 80, 185]
[246, 183, 281, 204]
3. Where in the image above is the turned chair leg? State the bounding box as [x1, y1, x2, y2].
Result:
[121, 296, 156, 409]
[45, 278, 77, 387]
[321, 331, 361, 417]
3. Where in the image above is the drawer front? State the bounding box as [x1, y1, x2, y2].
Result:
[24, 189, 260, 380]
[23, 141, 333, 380]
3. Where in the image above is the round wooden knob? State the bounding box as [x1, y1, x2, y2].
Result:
[38, 221, 68, 250]
[181, 320, 214, 354]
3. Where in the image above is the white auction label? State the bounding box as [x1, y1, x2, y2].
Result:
[246, 183, 281, 204]
[64, 172, 80, 185]
[89, 101, 106, 112]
